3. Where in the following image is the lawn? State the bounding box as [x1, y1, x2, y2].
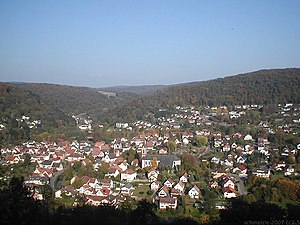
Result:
[132, 183, 150, 198]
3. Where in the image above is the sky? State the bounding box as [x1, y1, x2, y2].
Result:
[1, 0, 300, 87]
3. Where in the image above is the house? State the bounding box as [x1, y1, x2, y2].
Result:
[173, 181, 185, 193]
[150, 180, 161, 191]
[222, 143, 231, 152]
[40, 160, 53, 169]
[223, 187, 237, 198]
[117, 162, 128, 172]
[179, 172, 189, 183]
[252, 168, 271, 178]
[284, 165, 295, 176]
[211, 156, 220, 164]
[25, 175, 49, 186]
[158, 147, 168, 155]
[95, 187, 110, 196]
[6, 155, 21, 164]
[157, 186, 170, 198]
[86, 195, 105, 206]
[131, 159, 139, 167]
[146, 141, 154, 151]
[244, 134, 253, 141]
[222, 177, 235, 189]
[85, 195, 116, 206]
[106, 166, 121, 178]
[208, 180, 219, 189]
[273, 161, 287, 171]
[67, 153, 84, 162]
[78, 184, 94, 196]
[164, 178, 175, 188]
[188, 185, 201, 199]
[120, 169, 137, 182]
[182, 138, 189, 145]
[232, 165, 248, 176]
[92, 147, 104, 158]
[147, 168, 159, 182]
[159, 197, 177, 210]
[141, 155, 181, 169]
[170, 188, 181, 198]
[120, 183, 134, 196]
[236, 155, 247, 164]
[62, 186, 78, 196]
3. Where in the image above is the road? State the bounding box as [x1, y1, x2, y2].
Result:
[199, 146, 213, 157]
[228, 173, 248, 196]
[50, 170, 64, 189]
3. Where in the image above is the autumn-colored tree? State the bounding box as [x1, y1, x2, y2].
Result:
[151, 157, 158, 169]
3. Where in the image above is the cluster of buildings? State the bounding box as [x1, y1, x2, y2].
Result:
[1, 103, 299, 210]
[0, 115, 41, 131]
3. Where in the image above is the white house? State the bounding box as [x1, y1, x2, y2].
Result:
[158, 186, 169, 198]
[252, 168, 271, 178]
[179, 172, 189, 183]
[147, 168, 159, 182]
[150, 180, 161, 191]
[120, 169, 137, 182]
[159, 197, 177, 210]
[173, 181, 185, 193]
[164, 178, 175, 188]
[188, 185, 201, 199]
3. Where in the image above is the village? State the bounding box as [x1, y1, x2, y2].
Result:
[1, 103, 300, 212]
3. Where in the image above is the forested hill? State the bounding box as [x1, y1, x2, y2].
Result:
[17, 83, 124, 120]
[0, 83, 75, 144]
[3, 68, 300, 125]
[100, 68, 300, 123]
[0, 83, 72, 125]
[101, 85, 167, 97]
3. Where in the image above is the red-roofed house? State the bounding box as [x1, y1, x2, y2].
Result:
[120, 169, 137, 182]
[159, 197, 177, 210]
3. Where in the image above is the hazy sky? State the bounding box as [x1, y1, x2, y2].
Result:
[1, 0, 300, 87]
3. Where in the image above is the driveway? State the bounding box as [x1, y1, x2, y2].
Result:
[228, 173, 248, 196]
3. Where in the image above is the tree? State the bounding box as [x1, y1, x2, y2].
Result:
[23, 153, 31, 168]
[168, 140, 176, 153]
[151, 157, 158, 169]
[0, 177, 44, 225]
[71, 178, 84, 189]
[181, 153, 201, 173]
[242, 194, 257, 204]
[193, 136, 208, 147]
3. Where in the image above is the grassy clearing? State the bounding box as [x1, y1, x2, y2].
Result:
[132, 183, 150, 198]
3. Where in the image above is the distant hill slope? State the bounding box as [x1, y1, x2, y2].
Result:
[0, 83, 72, 125]
[0, 83, 75, 144]
[101, 85, 167, 97]
[17, 83, 124, 120]
[100, 68, 300, 123]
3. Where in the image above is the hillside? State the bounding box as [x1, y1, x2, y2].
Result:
[100, 68, 300, 123]
[17, 83, 125, 121]
[101, 85, 167, 97]
[4, 68, 300, 126]
[0, 83, 74, 145]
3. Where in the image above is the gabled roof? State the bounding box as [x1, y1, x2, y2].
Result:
[190, 185, 200, 193]
[164, 178, 174, 185]
[238, 165, 247, 170]
[160, 197, 176, 204]
[122, 169, 136, 175]
[158, 185, 170, 195]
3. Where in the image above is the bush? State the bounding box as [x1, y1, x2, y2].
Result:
[147, 190, 154, 195]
